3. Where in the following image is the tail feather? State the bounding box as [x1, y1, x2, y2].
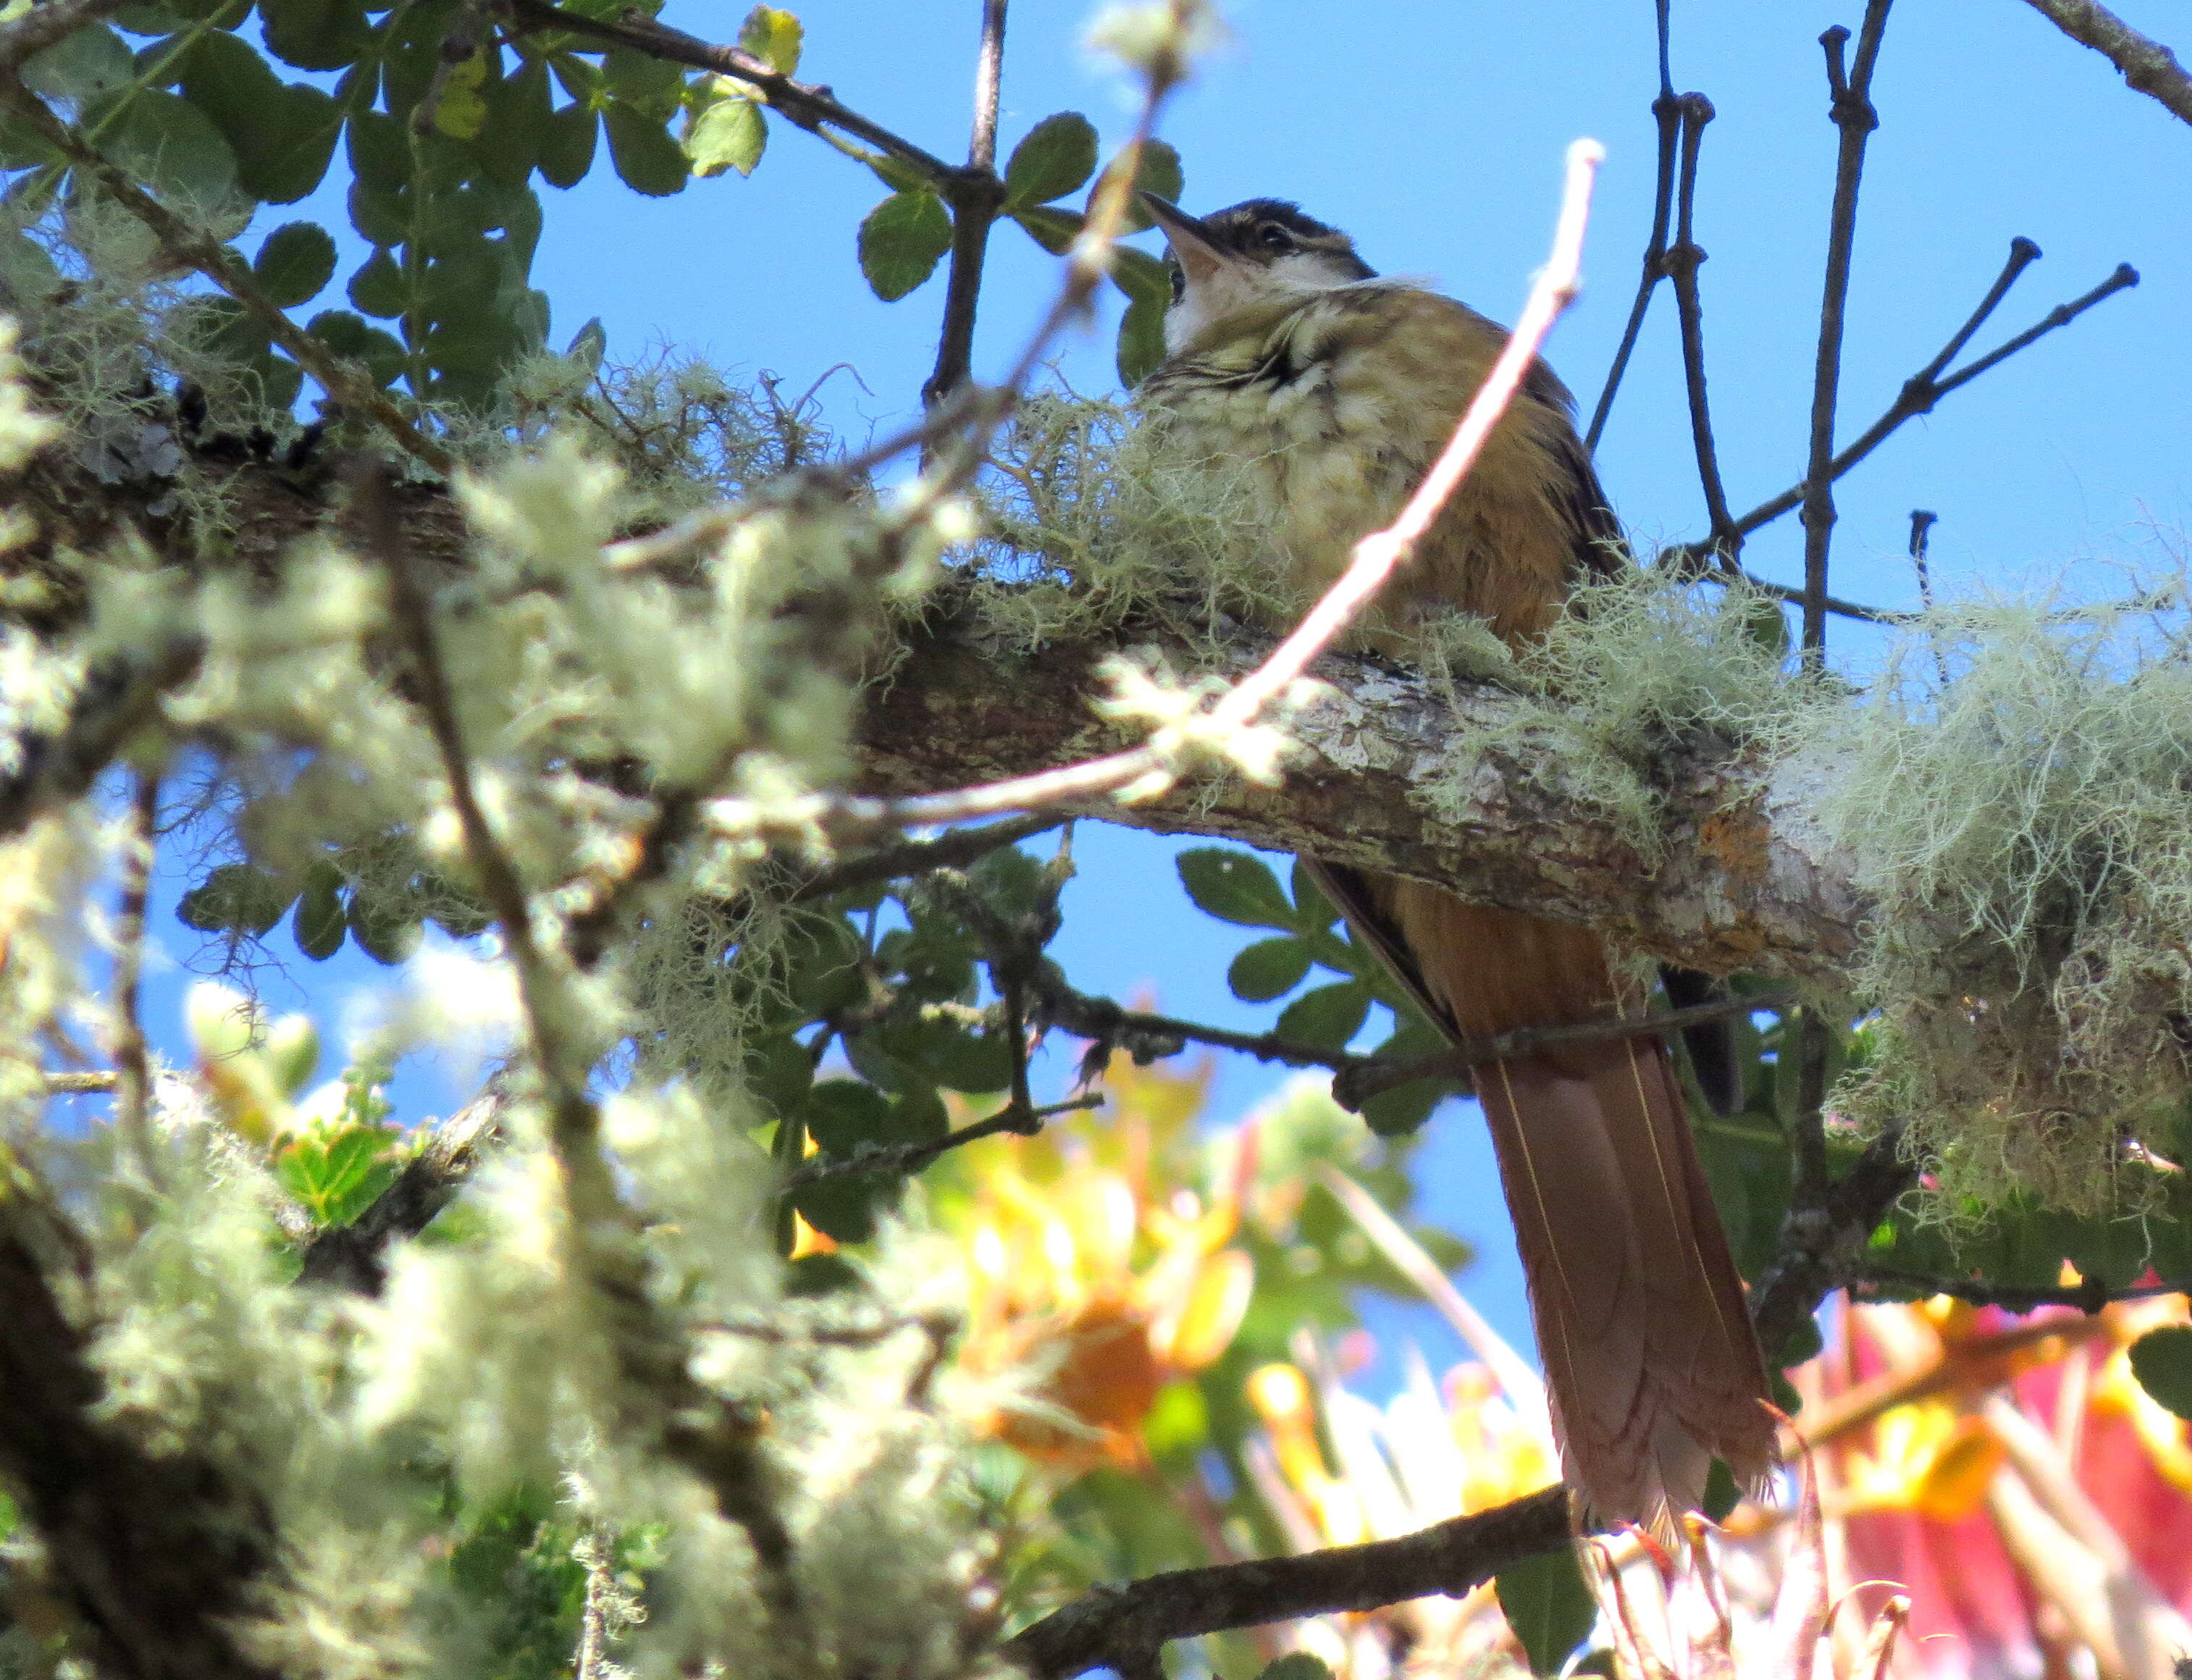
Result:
[1317, 869, 1778, 1531]
[1480, 1039, 1775, 1529]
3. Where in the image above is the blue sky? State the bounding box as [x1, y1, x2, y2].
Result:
[118, 0, 2192, 1361]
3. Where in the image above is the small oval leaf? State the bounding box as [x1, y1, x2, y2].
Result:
[252, 220, 336, 307]
[1003, 110, 1096, 209]
[1275, 981, 1372, 1053]
[857, 188, 952, 301]
[1495, 1545, 1597, 1676]
[1176, 847, 1296, 930]
[1227, 936, 1311, 1003]
[2131, 1325, 2192, 1419]
[686, 93, 766, 178]
[736, 4, 802, 75]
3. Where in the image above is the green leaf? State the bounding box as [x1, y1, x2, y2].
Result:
[306, 308, 406, 386]
[1290, 859, 1340, 931]
[1011, 204, 1081, 256]
[602, 100, 687, 196]
[293, 861, 346, 960]
[539, 95, 597, 188]
[685, 93, 765, 178]
[92, 85, 238, 206]
[23, 23, 135, 100]
[1277, 981, 1372, 1052]
[857, 188, 951, 301]
[1117, 287, 1167, 387]
[1003, 111, 1096, 209]
[276, 1124, 400, 1225]
[429, 48, 491, 140]
[177, 862, 293, 936]
[181, 31, 343, 203]
[1361, 1078, 1444, 1138]
[252, 220, 335, 306]
[2131, 1326, 2192, 1419]
[346, 246, 406, 317]
[1177, 847, 1296, 930]
[1229, 936, 1311, 1003]
[1494, 1546, 1597, 1676]
[1254, 1660, 1333, 1680]
[1703, 1457, 1742, 1523]
[1111, 243, 1170, 303]
[791, 1174, 891, 1245]
[1120, 138, 1183, 232]
[736, 4, 802, 74]
[261, 0, 372, 72]
[347, 886, 421, 965]
[800, 1080, 896, 1157]
[0, 234, 64, 303]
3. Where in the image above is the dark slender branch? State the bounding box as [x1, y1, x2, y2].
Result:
[2017, 0, 2192, 128]
[1584, 0, 1681, 452]
[781, 1093, 1097, 1190]
[1332, 983, 1796, 1109]
[502, 0, 968, 190]
[1799, 1, 1892, 669]
[1663, 93, 1740, 562]
[111, 771, 159, 1186]
[789, 813, 1070, 904]
[1004, 1487, 1574, 1680]
[923, 0, 1012, 408]
[1721, 573, 1910, 624]
[1036, 975, 1793, 1109]
[0, 0, 131, 73]
[1910, 509, 1949, 685]
[1847, 1266, 2191, 1314]
[1930, 261, 2138, 396]
[1693, 250, 2136, 553]
[1914, 238, 2041, 385]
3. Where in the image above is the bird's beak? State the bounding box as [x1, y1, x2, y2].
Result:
[1138, 192, 1235, 286]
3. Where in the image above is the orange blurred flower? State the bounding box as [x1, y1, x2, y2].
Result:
[941, 1051, 1254, 1469]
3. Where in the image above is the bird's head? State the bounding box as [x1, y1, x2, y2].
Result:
[1139, 196, 1378, 353]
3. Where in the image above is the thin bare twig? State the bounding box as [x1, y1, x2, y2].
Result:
[788, 813, 1070, 904]
[1584, 0, 1680, 451]
[922, 0, 1011, 408]
[1663, 93, 1740, 562]
[503, 0, 967, 188]
[781, 1092, 1100, 1190]
[1849, 1267, 2190, 1314]
[1004, 1487, 1574, 1680]
[2017, 0, 2192, 128]
[1909, 508, 1951, 686]
[1800, 1, 1893, 668]
[1705, 249, 2137, 553]
[822, 139, 1608, 833]
[111, 770, 159, 1186]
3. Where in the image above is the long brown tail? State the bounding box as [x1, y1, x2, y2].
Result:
[1314, 867, 1776, 1530]
[1477, 1035, 1775, 1529]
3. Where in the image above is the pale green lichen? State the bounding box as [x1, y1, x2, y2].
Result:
[1814, 584, 2192, 1211]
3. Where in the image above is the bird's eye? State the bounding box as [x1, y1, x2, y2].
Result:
[1167, 258, 1185, 303]
[1257, 222, 1295, 253]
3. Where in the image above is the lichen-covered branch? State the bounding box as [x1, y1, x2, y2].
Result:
[860, 623, 1868, 981]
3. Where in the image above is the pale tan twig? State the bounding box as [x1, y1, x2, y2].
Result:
[2017, 0, 2192, 127]
[825, 138, 1607, 833]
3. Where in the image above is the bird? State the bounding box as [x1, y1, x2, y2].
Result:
[1133, 193, 1776, 1531]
